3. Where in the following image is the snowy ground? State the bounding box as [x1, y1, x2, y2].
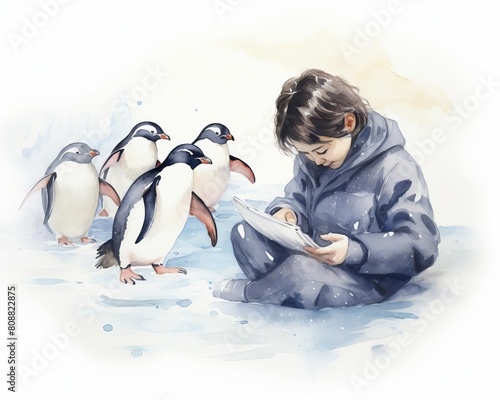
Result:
[3, 181, 476, 399]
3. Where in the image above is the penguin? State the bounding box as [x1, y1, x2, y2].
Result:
[192, 123, 255, 211]
[20, 142, 120, 246]
[99, 121, 170, 217]
[95, 144, 217, 284]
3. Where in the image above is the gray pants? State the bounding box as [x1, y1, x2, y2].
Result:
[228, 222, 385, 310]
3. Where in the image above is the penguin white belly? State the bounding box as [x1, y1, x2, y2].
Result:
[192, 140, 230, 208]
[103, 139, 158, 216]
[120, 164, 193, 266]
[48, 162, 99, 238]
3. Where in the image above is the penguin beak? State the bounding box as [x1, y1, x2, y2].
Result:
[160, 133, 170, 140]
[88, 149, 100, 157]
[224, 134, 234, 141]
[198, 156, 212, 165]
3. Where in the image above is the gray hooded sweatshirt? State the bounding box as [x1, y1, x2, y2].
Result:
[264, 111, 440, 297]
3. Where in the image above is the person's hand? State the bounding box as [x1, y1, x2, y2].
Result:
[272, 208, 297, 224]
[304, 233, 349, 266]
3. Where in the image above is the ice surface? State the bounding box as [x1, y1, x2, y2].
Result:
[6, 181, 476, 373]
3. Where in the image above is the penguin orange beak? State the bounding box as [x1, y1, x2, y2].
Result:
[88, 149, 100, 157]
[198, 156, 212, 165]
[160, 133, 170, 140]
[224, 134, 234, 141]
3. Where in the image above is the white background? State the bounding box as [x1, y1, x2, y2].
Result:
[1, 0, 499, 399]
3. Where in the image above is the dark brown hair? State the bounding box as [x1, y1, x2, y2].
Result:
[274, 69, 370, 154]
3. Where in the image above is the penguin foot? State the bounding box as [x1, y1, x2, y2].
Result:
[81, 236, 96, 244]
[119, 267, 145, 285]
[152, 264, 188, 275]
[57, 236, 74, 246]
[98, 209, 109, 218]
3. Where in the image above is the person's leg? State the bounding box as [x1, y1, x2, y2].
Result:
[230, 221, 293, 280]
[216, 254, 385, 310]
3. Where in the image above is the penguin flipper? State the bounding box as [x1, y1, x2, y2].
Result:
[190, 192, 218, 246]
[99, 178, 121, 206]
[135, 176, 161, 244]
[229, 155, 256, 183]
[19, 172, 57, 212]
[99, 149, 124, 177]
[42, 174, 57, 224]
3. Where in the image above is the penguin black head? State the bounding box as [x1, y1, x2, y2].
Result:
[164, 144, 212, 170]
[54, 142, 99, 165]
[130, 121, 170, 142]
[193, 123, 233, 145]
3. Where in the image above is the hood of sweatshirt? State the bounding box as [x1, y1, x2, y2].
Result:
[296, 111, 406, 188]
